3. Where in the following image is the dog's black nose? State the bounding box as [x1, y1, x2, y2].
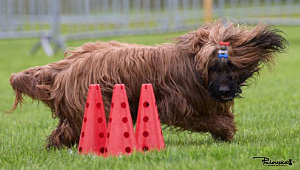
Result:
[218, 85, 230, 94]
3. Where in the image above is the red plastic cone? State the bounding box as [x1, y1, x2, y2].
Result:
[78, 84, 107, 155]
[105, 84, 136, 156]
[135, 84, 165, 152]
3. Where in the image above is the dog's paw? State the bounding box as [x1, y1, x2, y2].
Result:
[210, 116, 236, 141]
[46, 135, 61, 149]
[211, 130, 234, 142]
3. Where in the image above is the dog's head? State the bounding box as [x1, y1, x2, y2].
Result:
[177, 22, 287, 102]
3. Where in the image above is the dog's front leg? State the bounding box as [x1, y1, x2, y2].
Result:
[181, 113, 236, 142]
[207, 114, 236, 141]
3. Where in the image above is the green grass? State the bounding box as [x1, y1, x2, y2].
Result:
[0, 26, 299, 170]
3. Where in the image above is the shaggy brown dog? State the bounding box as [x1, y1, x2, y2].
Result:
[9, 22, 286, 148]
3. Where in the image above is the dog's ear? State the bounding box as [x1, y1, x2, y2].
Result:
[175, 27, 210, 54]
[248, 25, 287, 55]
[232, 25, 288, 68]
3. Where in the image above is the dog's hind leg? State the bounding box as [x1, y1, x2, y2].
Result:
[46, 118, 80, 149]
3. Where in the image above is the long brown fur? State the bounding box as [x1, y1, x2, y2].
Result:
[9, 22, 286, 148]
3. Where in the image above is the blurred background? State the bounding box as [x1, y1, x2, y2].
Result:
[0, 0, 299, 56]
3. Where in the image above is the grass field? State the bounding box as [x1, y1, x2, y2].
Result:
[0, 26, 299, 170]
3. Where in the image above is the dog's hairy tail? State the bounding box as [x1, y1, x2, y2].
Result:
[8, 73, 38, 113]
[8, 89, 24, 113]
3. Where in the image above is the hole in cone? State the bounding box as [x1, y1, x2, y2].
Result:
[145, 85, 147, 89]
[99, 132, 104, 138]
[97, 117, 103, 123]
[81, 132, 84, 138]
[143, 131, 149, 137]
[111, 103, 114, 108]
[122, 117, 128, 123]
[100, 147, 105, 153]
[86, 102, 89, 108]
[125, 147, 131, 153]
[121, 85, 123, 90]
[96, 102, 101, 108]
[121, 102, 126, 108]
[123, 132, 129, 138]
[109, 118, 112, 123]
[79, 147, 82, 152]
[143, 146, 149, 151]
[107, 133, 110, 138]
[96, 85, 99, 90]
[143, 116, 149, 122]
[83, 117, 87, 123]
[143, 102, 149, 108]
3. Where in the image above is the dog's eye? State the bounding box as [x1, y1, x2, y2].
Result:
[227, 60, 237, 69]
[208, 64, 218, 72]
